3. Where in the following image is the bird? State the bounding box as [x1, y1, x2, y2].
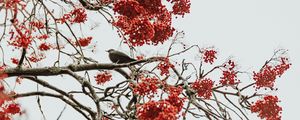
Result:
[106, 49, 137, 64]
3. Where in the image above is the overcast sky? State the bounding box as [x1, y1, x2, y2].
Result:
[13, 0, 300, 119]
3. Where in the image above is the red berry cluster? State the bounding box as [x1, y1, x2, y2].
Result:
[165, 86, 185, 112]
[3, 103, 21, 114]
[38, 43, 52, 51]
[157, 58, 174, 76]
[220, 60, 238, 85]
[0, 103, 21, 120]
[37, 34, 49, 40]
[191, 78, 214, 99]
[220, 70, 237, 85]
[251, 95, 282, 120]
[273, 58, 291, 77]
[8, 21, 32, 49]
[29, 20, 45, 29]
[95, 71, 112, 85]
[76, 37, 93, 47]
[202, 49, 217, 64]
[56, 8, 87, 24]
[136, 100, 178, 120]
[2, 0, 26, 9]
[28, 53, 45, 63]
[165, 86, 182, 96]
[7, 19, 58, 65]
[167, 0, 191, 16]
[151, 11, 174, 44]
[253, 58, 291, 89]
[136, 0, 164, 14]
[132, 76, 160, 97]
[113, 0, 146, 18]
[10, 58, 19, 65]
[113, 0, 190, 46]
[0, 67, 21, 120]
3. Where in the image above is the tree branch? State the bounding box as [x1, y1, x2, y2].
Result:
[5, 57, 162, 77]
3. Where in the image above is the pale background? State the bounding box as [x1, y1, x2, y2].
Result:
[10, 0, 299, 119]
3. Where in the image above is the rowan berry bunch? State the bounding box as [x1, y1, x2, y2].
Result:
[76, 37, 93, 47]
[251, 95, 282, 120]
[253, 57, 291, 89]
[157, 58, 175, 76]
[95, 71, 112, 85]
[137, 100, 179, 120]
[132, 76, 160, 97]
[202, 49, 217, 64]
[0, 67, 21, 120]
[191, 78, 214, 99]
[56, 8, 87, 24]
[220, 60, 239, 85]
[113, 0, 190, 46]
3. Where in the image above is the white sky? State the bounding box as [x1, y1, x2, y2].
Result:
[10, 0, 299, 119]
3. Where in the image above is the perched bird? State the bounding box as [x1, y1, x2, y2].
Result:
[106, 49, 137, 64]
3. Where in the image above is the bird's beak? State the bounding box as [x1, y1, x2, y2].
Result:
[105, 50, 109, 52]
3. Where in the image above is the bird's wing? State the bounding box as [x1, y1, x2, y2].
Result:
[114, 50, 132, 58]
[110, 50, 136, 63]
